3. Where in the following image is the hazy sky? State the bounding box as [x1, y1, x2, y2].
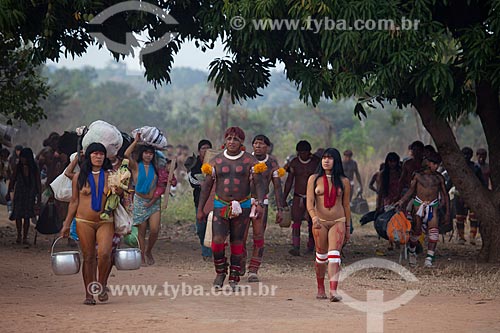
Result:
[48, 39, 228, 72]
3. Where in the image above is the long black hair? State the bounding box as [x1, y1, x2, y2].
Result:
[314, 148, 345, 192]
[78, 143, 112, 190]
[16, 148, 38, 186]
[380, 152, 401, 197]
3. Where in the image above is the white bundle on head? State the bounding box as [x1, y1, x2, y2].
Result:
[81, 120, 123, 158]
[131, 126, 168, 150]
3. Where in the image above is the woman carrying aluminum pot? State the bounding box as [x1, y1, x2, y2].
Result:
[60, 143, 114, 305]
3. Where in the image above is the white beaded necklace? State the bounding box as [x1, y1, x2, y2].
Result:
[252, 152, 268, 163]
[298, 156, 311, 164]
[91, 170, 101, 175]
[224, 149, 244, 160]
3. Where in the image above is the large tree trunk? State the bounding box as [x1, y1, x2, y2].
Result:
[414, 94, 500, 263]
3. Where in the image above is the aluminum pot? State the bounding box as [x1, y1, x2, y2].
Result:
[114, 234, 141, 270]
[51, 236, 81, 275]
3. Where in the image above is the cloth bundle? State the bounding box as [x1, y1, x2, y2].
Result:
[131, 126, 168, 150]
[81, 120, 123, 158]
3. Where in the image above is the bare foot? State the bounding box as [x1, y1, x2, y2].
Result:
[145, 252, 155, 266]
[141, 255, 148, 267]
[83, 298, 96, 305]
[316, 289, 328, 299]
[98, 288, 109, 302]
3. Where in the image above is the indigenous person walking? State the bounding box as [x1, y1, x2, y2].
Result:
[306, 148, 351, 302]
[283, 140, 320, 256]
[399, 141, 424, 195]
[342, 149, 363, 201]
[245, 134, 285, 282]
[376, 153, 402, 213]
[369, 163, 384, 194]
[454, 147, 486, 245]
[376, 153, 402, 251]
[396, 152, 450, 267]
[6, 148, 42, 246]
[188, 139, 213, 260]
[476, 148, 491, 190]
[125, 133, 159, 266]
[196, 127, 266, 291]
[60, 143, 114, 305]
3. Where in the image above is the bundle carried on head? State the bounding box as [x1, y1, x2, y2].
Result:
[131, 126, 168, 150]
[81, 120, 123, 158]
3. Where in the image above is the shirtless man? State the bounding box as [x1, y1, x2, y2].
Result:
[245, 134, 285, 282]
[283, 140, 320, 256]
[342, 150, 363, 201]
[196, 127, 266, 290]
[399, 141, 424, 196]
[396, 152, 450, 267]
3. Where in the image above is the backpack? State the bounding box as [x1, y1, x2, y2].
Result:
[386, 211, 412, 245]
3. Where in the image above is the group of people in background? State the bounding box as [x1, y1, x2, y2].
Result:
[3, 127, 491, 305]
[368, 141, 491, 267]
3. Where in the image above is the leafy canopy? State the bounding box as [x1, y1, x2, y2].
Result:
[1, 0, 499, 123]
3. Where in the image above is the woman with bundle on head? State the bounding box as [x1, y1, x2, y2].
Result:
[306, 148, 351, 302]
[60, 143, 114, 305]
[6, 148, 42, 247]
[124, 133, 159, 266]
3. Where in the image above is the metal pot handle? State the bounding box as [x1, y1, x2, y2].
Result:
[51, 236, 81, 256]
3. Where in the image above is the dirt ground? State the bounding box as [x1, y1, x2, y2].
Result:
[1, 207, 499, 333]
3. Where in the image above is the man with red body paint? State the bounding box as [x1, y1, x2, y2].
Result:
[196, 127, 266, 290]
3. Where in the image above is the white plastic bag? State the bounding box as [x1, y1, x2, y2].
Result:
[203, 211, 213, 248]
[131, 126, 168, 150]
[114, 203, 133, 236]
[49, 153, 79, 202]
[50, 173, 73, 202]
[82, 120, 123, 158]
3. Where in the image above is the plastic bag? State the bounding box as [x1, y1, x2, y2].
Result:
[82, 120, 123, 158]
[124, 226, 139, 247]
[203, 211, 213, 248]
[131, 126, 168, 150]
[114, 203, 133, 236]
[50, 173, 73, 202]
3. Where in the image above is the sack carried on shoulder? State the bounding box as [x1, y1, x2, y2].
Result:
[114, 203, 133, 236]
